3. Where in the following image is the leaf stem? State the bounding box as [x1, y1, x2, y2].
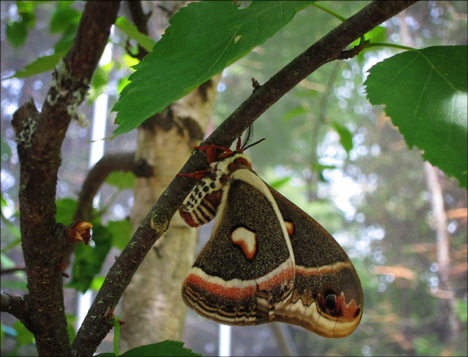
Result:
[311, 4, 417, 53]
[311, 3, 366, 46]
[112, 318, 120, 356]
[366, 42, 416, 51]
[311, 3, 347, 22]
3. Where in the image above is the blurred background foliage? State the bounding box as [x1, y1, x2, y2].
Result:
[1, 1, 467, 356]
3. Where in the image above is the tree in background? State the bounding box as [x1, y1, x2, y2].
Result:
[1, 1, 466, 356]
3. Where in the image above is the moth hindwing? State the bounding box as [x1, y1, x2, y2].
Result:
[178, 138, 363, 337]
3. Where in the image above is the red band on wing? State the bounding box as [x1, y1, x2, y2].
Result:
[257, 264, 295, 292]
[184, 272, 256, 300]
[295, 262, 350, 277]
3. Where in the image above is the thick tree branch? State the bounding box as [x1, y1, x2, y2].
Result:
[74, 152, 153, 222]
[71, 1, 419, 355]
[127, 1, 150, 60]
[10, 2, 120, 356]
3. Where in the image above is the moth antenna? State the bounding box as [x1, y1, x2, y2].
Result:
[240, 125, 255, 151]
[243, 138, 266, 151]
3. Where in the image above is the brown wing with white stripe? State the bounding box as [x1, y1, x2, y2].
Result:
[182, 168, 295, 326]
[268, 185, 363, 338]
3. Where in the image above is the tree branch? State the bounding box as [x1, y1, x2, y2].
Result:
[10, 2, 120, 356]
[127, 1, 150, 60]
[0, 266, 26, 275]
[74, 152, 153, 222]
[0, 293, 34, 332]
[71, 1, 419, 355]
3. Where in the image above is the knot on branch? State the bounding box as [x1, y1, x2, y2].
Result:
[11, 99, 40, 151]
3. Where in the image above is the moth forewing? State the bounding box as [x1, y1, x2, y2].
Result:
[182, 166, 296, 326]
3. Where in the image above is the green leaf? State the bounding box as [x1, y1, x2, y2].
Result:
[269, 177, 291, 189]
[1, 280, 28, 290]
[115, 17, 156, 53]
[355, 26, 386, 62]
[365, 45, 468, 189]
[1, 198, 21, 240]
[455, 298, 467, 323]
[53, 24, 78, 53]
[117, 77, 131, 94]
[6, 3, 36, 48]
[89, 276, 105, 291]
[13, 321, 34, 346]
[293, 89, 319, 98]
[88, 67, 110, 103]
[107, 220, 132, 250]
[2, 220, 21, 241]
[55, 198, 78, 226]
[312, 163, 337, 171]
[66, 314, 77, 343]
[283, 106, 307, 121]
[67, 223, 112, 293]
[1, 137, 12, 159]
[50, 6, 81, 33]
[312, 162, 337, 182]
[1, 252, 15, 269]
[105, 171, 135, 190]
[112, 1, 315, 136]
[6, 51, 68, 79]
[352, 25, 386, 46]
[6, 21, 28, 47]
[120, 340, 202, 357]
[332, 122, 353, 155]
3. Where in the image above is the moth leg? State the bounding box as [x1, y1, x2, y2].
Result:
[176, 169, 211, 180]
[198, 142, 234, 162]
[201, 141, 232, 153]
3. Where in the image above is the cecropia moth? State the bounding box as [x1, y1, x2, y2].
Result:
[177, 134, 363, 338]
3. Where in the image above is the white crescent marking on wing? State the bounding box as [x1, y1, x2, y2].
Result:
[223, 169, 295, 265]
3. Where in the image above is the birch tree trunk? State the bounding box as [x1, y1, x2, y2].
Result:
[120, 75, 221, 350]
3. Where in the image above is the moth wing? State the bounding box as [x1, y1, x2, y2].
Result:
[182, 169, 295, 326]
[268, 185, 363, 338]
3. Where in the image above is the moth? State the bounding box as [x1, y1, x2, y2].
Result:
[177, 133, 363, 338]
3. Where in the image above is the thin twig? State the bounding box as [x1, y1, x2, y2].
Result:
[0, 266, 26, 275]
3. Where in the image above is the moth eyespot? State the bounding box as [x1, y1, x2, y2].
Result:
[210, 182, 216, 189]
[203, 186, 209, 192]
[324, 294, 337, 311]
[318, 289, 340, 316]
